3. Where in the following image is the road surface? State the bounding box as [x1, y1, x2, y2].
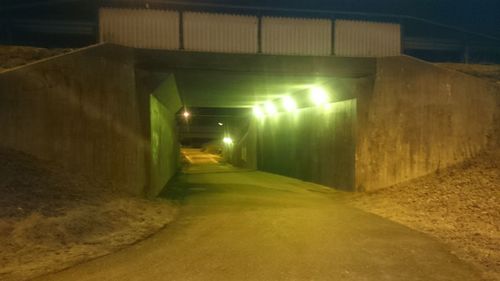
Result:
[34, 152, 480, 281]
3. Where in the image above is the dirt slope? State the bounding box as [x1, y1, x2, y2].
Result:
[349, 149, 500, 281]
[438, 63, 500, 85]
[0, 147, 177, 281]
[0, 45, 70, 72]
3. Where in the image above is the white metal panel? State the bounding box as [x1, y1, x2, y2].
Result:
[183, 12, 258, 53]
[261, 17, 332, 56]
[334, 20, 401, 57]
[99, 8, 179, 50]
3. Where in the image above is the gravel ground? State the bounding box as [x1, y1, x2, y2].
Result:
[348, 150, 500, 281]
[0, 147, 178, 281]
[0, 45, 70, 73]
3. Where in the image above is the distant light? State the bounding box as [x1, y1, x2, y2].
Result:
[310, 87, 329, 106]
[253, 105, 265, 118]
[264, 101, 277, 115]
[223, 137, 233, 144]
[183, 111, 190, 118]
[218, 122, 224, 126]
[282, 96, 297, 112]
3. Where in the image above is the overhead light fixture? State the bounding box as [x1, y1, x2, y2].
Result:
[223, 137, 233, 145]
[264, 101, 277, 116]
[218, 122, 223, 126]
[253, 105, 265, 118]
[282, 96, 297, 112]
[182, 110, 190, 118]
[310, 87, 329, 106]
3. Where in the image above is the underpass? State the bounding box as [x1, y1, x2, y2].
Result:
[0, 39, 497, 281]
[0, 3, 499, 280]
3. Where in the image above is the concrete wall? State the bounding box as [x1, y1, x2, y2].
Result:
[0, 44, 182, 196]
[148, 75, 182, 197]
[227, 119, 257, 170]
[256, 99, 357, 191]
[0, 45, 151, 195]
[356, 56, 499, 191]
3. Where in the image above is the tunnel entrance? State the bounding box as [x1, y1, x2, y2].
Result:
[137, 50, 375, 192]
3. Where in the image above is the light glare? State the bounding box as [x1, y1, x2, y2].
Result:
[223, 137, 233, 144]
[282, 96, 297, 112]
[253, 106, 265, 118]
[310, 87, 329, 106]
[183, 111, 190, 118]
[264, 101, 277, 115]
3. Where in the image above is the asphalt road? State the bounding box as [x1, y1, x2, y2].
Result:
[34, 158, 481, 280]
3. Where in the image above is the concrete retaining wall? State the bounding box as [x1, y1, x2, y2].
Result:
[148, 75, 182, 197]
[0, 44, 181, 196]
[355, 56, 499, 191]
[0, 45, 150, 194]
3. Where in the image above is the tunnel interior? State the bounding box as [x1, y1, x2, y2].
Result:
[256, 98, 357, 191]
[138, 50, 375, 191]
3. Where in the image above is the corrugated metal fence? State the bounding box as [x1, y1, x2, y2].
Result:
[183, 12, 258, 53]
[99, 8, 401, 57]
[99, 8, 179, 50]
[334, 20, 401, 57]
[261, 16, 331, 56]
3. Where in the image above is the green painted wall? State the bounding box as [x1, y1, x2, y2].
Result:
[148, 75, 182, 197]
[256, 99, 357, 191]
[227, 119, 257, 170]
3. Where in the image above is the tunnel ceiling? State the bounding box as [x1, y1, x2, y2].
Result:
[173, 70, 340, 108]
[135, 49, 376, 108]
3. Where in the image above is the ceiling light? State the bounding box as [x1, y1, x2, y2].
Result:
[310, 87, 329, 106]
[282, 96, 297, 112]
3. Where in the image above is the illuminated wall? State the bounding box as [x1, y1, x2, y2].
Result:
[256, 99, 357, 191]
[148, 74, 182, 197]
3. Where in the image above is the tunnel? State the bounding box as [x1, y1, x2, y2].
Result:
[135, 49, 375, 192]
[1, 44, 494, 198]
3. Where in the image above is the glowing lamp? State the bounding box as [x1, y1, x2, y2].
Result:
[310, 87, 329, 106]
[282, 96, 297, 112]
[264, 101, 277, 115]
[253, 106, 265, 118]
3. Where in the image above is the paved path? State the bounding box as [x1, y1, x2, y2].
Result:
[34, 169, 480, 280]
